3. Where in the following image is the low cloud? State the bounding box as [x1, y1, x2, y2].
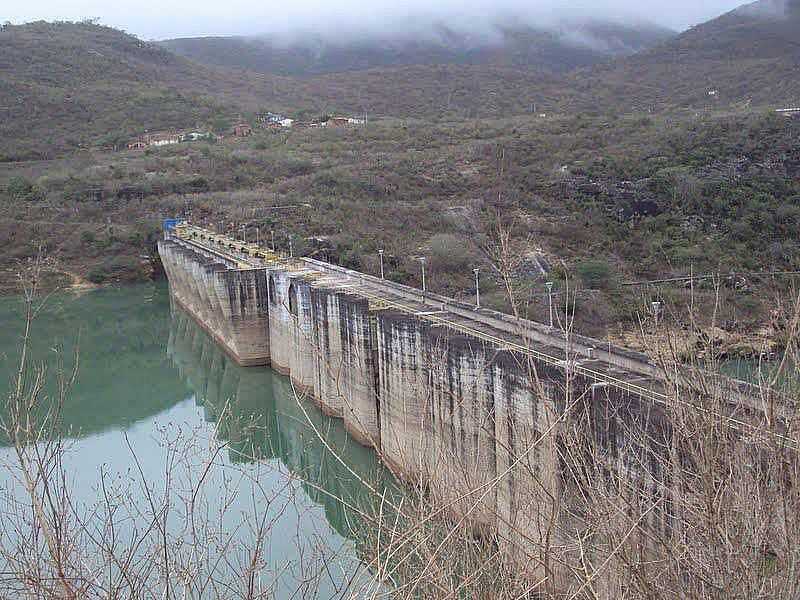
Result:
[5, 0, 752, 39]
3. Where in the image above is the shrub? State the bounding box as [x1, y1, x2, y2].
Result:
[87, 256, 144, 283]
[576, 259, 616, 290]
[87, 267, 109, 284]
[6, 176, 44, 202]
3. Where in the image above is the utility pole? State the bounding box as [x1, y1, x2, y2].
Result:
[474, 268, 481, 308]
[545, 281, 554, 329]
[241, 226, 246, 243]
[255, 226, 260, 245]
[289, 235, 294, 258]
[271, 229, 275, 252]
[419, 257, 427, 294]
[378, 249, 385, 280]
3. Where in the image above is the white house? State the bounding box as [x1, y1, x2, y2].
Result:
[150, 136, 180, 147]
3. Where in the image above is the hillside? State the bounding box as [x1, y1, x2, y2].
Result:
[160, 21, 674, 77]
[0, 21, 594, 160]
[0, 21, 301, 161]
[2, 108, 798, 341]
[579, 0, 800, 109]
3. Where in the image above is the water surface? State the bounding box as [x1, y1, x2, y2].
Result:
[0, 283, 398, 597]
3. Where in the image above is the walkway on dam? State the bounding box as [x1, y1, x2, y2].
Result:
[169, 223, 782, 440]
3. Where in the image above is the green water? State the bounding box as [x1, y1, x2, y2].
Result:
[721, 358, 797, 389]
[0, 283, 399, 597]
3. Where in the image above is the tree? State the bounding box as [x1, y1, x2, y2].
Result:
[577, 259, 616, 290]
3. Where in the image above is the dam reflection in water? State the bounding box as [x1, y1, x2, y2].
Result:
[166, 303, 400, 546]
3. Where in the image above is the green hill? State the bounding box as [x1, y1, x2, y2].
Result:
[0, 21, 587, 160]
[3, 5, 800, 164]
[0, 21, 295, 161]
[578, 0, 800, 110]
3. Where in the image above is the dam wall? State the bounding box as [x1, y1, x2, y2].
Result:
[160, 240, 270, 366]
[159, 234, 573, 516]
[158, 225, 752, 581]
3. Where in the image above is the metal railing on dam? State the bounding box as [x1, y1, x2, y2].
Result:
[157, 222, 795, 585]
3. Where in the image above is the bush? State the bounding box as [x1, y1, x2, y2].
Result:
[6, 176, 44, 202]
[576, 259, 616, 290]
[87, 256, 144, 283]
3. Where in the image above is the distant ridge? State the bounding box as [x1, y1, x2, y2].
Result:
[159, 21, 675, 77]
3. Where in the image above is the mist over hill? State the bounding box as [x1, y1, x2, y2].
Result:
[160, 20, 675, 76]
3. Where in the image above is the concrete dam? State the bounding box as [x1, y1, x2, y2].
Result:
[157, 222, 776, 581]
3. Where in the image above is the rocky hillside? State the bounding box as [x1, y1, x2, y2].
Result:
[3, 4, 799, 163]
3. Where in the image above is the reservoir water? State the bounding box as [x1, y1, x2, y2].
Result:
[0, 282, 399, 597]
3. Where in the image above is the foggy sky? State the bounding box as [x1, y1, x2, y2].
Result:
[4, 0, 753, 40]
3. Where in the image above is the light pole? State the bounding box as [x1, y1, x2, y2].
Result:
[255, 226, 260, 245]
[271, 229, 275, 252]
[240, 226, 246, 243]
[289, 235, 294, 258]
[378, 249, 385, 280]
[474, 268, 481, 308]
[545, 281, 554, 329]
[419, 257, 427, 294]
[652, 301, 662, 328]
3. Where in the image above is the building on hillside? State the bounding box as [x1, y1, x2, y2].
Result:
[257, 112, 283, 124]
[127, 140, 148, 150]
[233, 122, 253, 137]
[327, 117, 350, 128]
[181, 132, 216, 142]
[256, 112, 295, 128]
[776, 108, 800, 118]
[348, 117, 366, 125]
[148, 132, 181, 146]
